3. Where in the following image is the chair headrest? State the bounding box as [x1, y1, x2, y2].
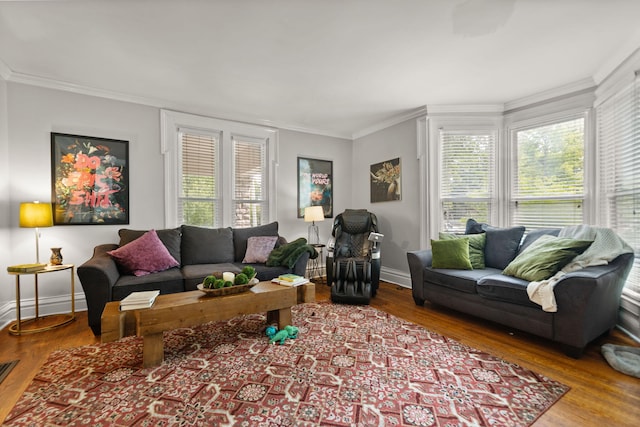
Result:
[339, 209, 374, 235]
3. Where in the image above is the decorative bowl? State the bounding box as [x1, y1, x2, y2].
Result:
[197, 282, 256, 297]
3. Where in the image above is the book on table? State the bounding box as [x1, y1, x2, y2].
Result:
[7, 263, 47, 273]
[119, 290, 160, 311]
[272, 274, 309, 287]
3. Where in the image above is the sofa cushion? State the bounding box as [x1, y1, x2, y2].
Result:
[108, 230, 179, 276]
[119, 227, 182, 264]
[112, 268, 184, 300]
[439, 232, 486, 269]
[476, 274, 540, 307]
[424, 267, 498, 294]
[233, 222, 279, 262]
[181, 225, 235, 265]
[431, 238, 472, 270]
[503, 235, 593, 282]
[243, 236, 278, 263]
[465, 219, 525, 270]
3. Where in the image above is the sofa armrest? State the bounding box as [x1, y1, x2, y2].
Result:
[407, 249, 433, 306]
[77, 243, 120, 335]
[552, 252, 634, 352]
[291, 251, 311, 277]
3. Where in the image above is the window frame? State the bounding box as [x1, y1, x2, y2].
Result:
[421, 114, 503, 247]
[161, 110, 278, 228]
[506, 111, 591, 230]
[438, 129, 498, 233]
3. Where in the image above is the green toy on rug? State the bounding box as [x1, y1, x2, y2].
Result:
[265, 325, 299, 344]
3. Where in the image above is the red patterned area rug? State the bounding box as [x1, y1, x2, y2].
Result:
[4, 302, 568, 426]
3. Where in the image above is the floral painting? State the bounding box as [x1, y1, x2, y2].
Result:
[297, 157, 332, 218]
[370, 157, 401, 202]
[51, 133, 129, 225]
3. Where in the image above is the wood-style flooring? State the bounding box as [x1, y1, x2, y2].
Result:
[1, 281, 639, 425]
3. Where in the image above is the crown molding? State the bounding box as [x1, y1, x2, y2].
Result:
[352, 106, 428, 140]
[9, 70, 170, 107]
[594, 47, 640, 105]
[504, 77, 595, 112]
[425, 104, 504, 115]
[0, 58, 11, 81]
[593, 32, 640, 85]
[5, 69, 353, 140]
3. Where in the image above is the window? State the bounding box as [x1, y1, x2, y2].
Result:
[440, 130, 496, 233]
[233, 135, 268, 227]
[597, 73, 640, 336]
[162, 110, 277, 228]
[510, 117, 585, 229]
[179, 130, 220, 227]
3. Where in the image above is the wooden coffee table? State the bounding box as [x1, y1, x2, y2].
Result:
[101, 281, 315, 367]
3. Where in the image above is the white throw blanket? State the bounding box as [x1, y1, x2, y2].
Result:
[526, 225, 633, 312]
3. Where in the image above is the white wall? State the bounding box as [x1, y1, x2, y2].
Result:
[0, 76, 11, 321]
[0, 83, 352, 327]
[352, 119, 419, 286]
[277, 129, 352, 245]
[1, 83, 162, 325]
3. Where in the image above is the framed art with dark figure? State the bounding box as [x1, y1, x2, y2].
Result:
[297, 157, 332, 218]
[370, 157, 401, 202]
[51, 132, 129, 225]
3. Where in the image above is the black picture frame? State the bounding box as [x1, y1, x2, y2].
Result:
[51, 132, 129, 225]
[370, 157, 401, 203]
[297, 157, 333, 218]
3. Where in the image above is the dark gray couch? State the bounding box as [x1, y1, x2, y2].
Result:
[78, 222, 311, 335]
[407, 226, 634, 357]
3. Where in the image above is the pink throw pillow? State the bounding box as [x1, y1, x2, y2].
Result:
[243, 236, 278, 263]
[108, 229, 179, 276]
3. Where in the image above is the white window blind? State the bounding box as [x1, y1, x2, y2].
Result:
[440, 131, 496, 232]
[597, 73, 640, 335]
[511, 117, 585, 229]
[179, 129, 220, 227]
[162, 110, 277, 229]
[233, 135, 268, 227]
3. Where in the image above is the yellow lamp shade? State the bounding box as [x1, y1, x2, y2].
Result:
[19, 202, 53, 228]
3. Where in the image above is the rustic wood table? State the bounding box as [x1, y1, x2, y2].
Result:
[101, 281, 315, 367]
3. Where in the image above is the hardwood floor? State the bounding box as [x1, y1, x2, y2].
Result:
[1, 281, 639, 425]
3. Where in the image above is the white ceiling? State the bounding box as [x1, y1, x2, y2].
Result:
[1, 0, 640, 138]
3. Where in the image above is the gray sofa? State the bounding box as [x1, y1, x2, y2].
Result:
[407, 224, 634, 357]
[78, 222, 311, 335]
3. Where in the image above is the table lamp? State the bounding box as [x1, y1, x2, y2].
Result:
[304, 205, 325, 245]
[20, 201, 53, 264]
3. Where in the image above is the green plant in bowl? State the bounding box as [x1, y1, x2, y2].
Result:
[241, 266, 256, 280]
[234, 273, 249, 285]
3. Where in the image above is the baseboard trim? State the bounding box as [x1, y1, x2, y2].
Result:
[0, 293, 87, 331]
[380, 267, 411, 288]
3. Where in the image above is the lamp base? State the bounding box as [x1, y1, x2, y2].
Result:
[308, 224, 319, 245]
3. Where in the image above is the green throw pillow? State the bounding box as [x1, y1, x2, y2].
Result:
[502, 235, 593, 282]
[431, 238, 473, 270]
[439, 232, 486, 269]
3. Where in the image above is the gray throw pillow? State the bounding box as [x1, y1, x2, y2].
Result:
[484, 225, 526, 270]
[181, 225, 234, 265]
[232, 222, 279, 262]
[464, 218, 525, 270]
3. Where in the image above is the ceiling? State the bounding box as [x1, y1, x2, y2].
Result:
[1, 0, 640, 139]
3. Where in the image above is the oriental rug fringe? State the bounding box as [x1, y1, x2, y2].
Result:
[4, 302, 568, 426]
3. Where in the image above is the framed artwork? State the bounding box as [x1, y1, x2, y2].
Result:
[297, 157, 333, 218]
[370, 157, 401, 203]
[51, 132, 129, 225]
